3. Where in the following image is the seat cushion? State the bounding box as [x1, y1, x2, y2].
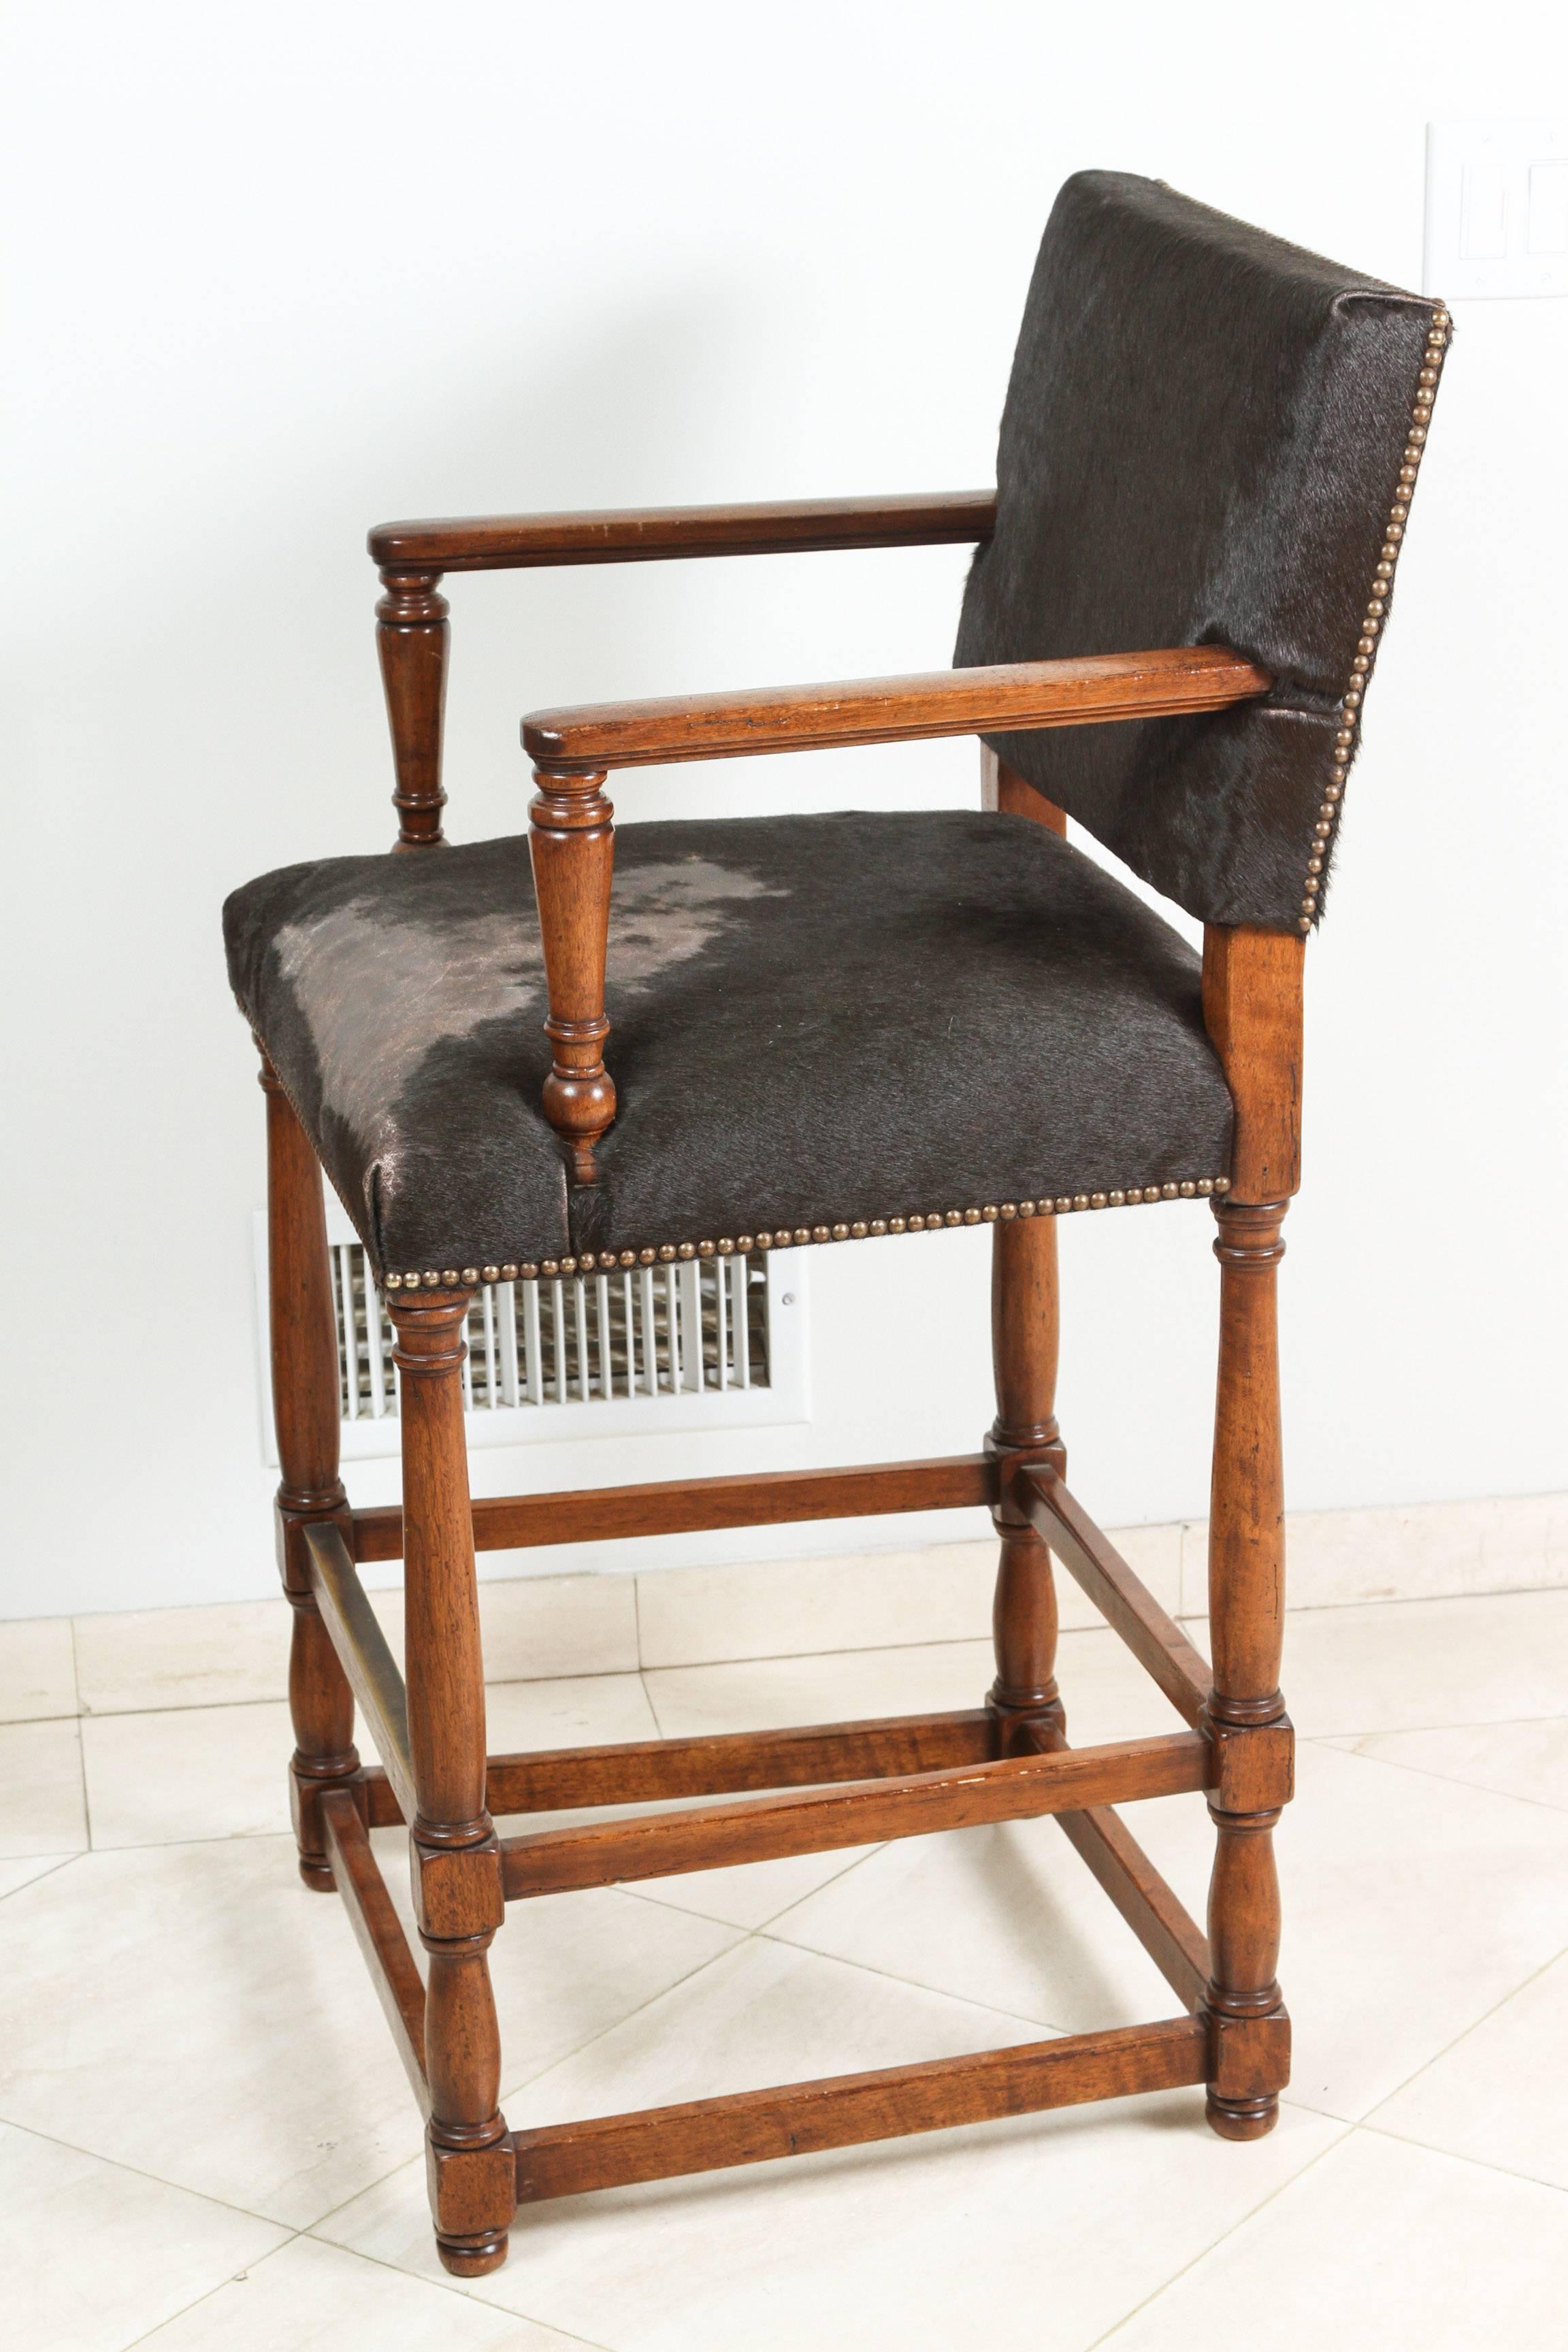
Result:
[224, 809, 1235, 1279]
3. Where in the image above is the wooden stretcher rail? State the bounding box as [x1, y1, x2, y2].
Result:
[1019, 1465, 1213, 1727]
[356, 1707, 999, 1830]
[321, 1791, 429, 2114]
[351, 1453, 998, 1564]
[512, 2015, 1208, 2201]
[303, 1524, 418, 1824]
[500, 1731, 1209, 1899]
[1057, 1803, 1211, 2012]
[1016, 1722, 1209, 2013]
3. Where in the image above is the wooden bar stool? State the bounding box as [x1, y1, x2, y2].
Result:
[226, 172, 1448, 2273]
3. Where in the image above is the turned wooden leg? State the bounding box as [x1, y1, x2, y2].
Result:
[1202, 1197, 1293, 2138]
[390, 1288, 514, 2276]
[262, 1058, 359, 1892]
[986, 1215, 1067, 1754]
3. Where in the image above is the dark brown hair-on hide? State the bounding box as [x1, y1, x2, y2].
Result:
[955, 170, 1443, 930]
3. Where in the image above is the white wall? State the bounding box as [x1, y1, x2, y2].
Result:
[4, 0, 1565, 1618]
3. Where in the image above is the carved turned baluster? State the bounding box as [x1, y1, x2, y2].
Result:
[983, 749, 1068, 1754]
[389, 1286, 514, 2275]
[377, 567, 450, 849]
[987, 1216, 1067, 1752]
[1199, 923, 1303, 2138]
[528, 765, 617, 1179]
[261, 1056, 359, 1890]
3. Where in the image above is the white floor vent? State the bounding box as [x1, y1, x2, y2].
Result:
[252, 1203, 809, 1463]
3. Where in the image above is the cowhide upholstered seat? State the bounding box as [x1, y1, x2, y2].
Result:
[225, 169, 1448, 2278]
[225, 808, 1234, 1280]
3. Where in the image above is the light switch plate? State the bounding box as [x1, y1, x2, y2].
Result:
[1424, 120, 1568, 298]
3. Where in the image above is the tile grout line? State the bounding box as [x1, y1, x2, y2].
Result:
[1301, 1727, 1568, 1812]
[1353, 1932, 1568, 2129]
[112, 2221, 617, 2352]
[24, 1571, 1568, 1721]
[304, 1930, 765, 2248]
[0, 1853, 81, 1904]
[1079, 2115, 1359, 2349]
[114, 2235, 304, 2352]
[619, 1837, 888, 1933]
[751, 1916, 1088, 2040]
[1354, 2111, 1568, 2201]
[0, 2108, 304, 2233]
[294, 2232, 620, 2352]
[67, 1612, 85, 1718]
[74, 1712, 95, 1854]
[639, 1663, 669, 1740]
[20, 1577, 1568, 1722]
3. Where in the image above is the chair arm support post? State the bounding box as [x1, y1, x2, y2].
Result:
[528, 766, 616, 1181]
[377, 568, 451, 850]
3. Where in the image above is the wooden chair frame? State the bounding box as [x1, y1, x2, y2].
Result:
[267, 492, 1301, 2274]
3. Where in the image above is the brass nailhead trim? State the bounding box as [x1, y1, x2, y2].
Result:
[378, 1177, 1233, 1288]
[1300, 305, 1449, 935]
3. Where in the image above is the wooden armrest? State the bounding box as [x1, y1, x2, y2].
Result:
[523, 647, 1273, 772]
[369, 491, 997, 574]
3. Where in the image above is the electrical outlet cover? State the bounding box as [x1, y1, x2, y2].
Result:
[1425, 120, 1568, 299]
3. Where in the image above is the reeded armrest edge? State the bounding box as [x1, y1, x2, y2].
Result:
[523, 648, 1274, 772]
[368, 491, 998, 573]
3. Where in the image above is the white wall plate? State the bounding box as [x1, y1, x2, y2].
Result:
[1425, 120, 1568, 299]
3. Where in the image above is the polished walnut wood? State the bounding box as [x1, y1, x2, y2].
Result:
[253, 463, 1320, 2274]
[1201, 925, 1305, 1203]
[485, 1709, 996, 1816]
[369, 490, 999, 573]
[321, 1791, 429, 2111]
[524, 646, 1272, 772]
[980, 743, 1068, 832]
[982, 742, 1068, 1769]
[1018, 1465, 1212, 1729]
[1056, 1803, 1211, 2014]
[1200, 1196, 1292, 2138]
[1197, 924, 1300, 2138]
[303, 1523, 416, 1826]
[514, 2017, 1208, 2202]
[387, 1288, 514, 2276]
[376, 568, 450, 849]
[357, 1708, 998, 1830]
[987, 1213, 1066, 1752]
[527, 766, 617, 1179]
[350, 1452, 998, 1562]
[262, 1058, 359, 1893]
[499, 1733, 1210, 1900]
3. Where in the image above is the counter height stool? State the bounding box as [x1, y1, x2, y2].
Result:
[225, 172, 1448, 2273]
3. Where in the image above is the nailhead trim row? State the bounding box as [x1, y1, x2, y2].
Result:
[1300, 304, 1450, 935]
[380, 1175, 1233, 1289]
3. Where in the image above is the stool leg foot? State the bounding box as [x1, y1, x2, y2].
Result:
[438, 2230, 510, 2278]
[1206, 2092, 1279, 2140]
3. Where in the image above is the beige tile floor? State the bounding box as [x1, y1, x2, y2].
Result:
[1, 1585, 1565, 2349]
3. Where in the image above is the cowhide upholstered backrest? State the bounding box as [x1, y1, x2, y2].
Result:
[955, 170, 1446, 932]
